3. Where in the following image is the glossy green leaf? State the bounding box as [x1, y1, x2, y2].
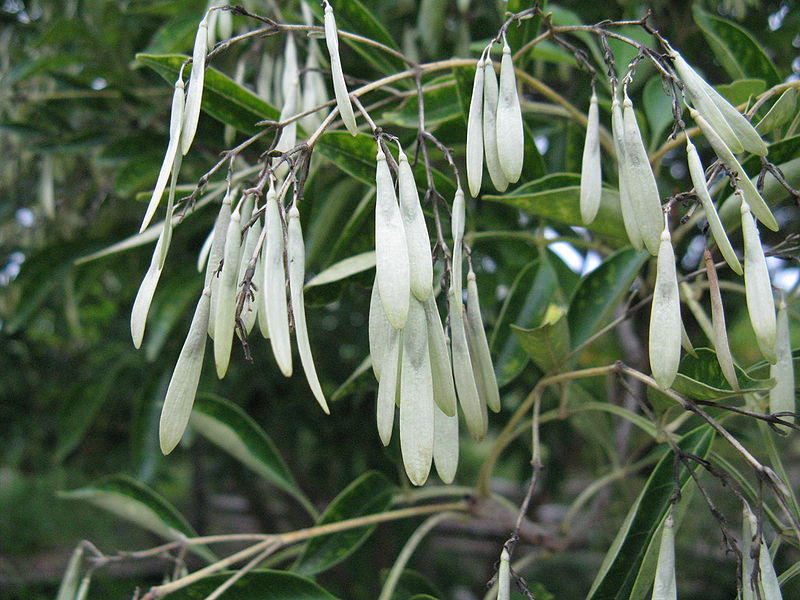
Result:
[586, 426, 715, 600]
[143, 14, 201, 55]
[713, 79, 766, 106]
[136, 53, 280, 135]
[757, 88, 798, 134]
[163, 570, 340, 600]
[305, 251, 376, 289]
[512, 308, 570, 374]
[58, 475, 215, 562]
[671, 348, 775, 401]
[693, 7, 780, 87]
[191, 394, 305, 504]
[294, 471, 395, 575]
[567, 248, 649, 349]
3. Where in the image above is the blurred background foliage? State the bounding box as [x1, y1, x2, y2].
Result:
[1, 0, 799, 599]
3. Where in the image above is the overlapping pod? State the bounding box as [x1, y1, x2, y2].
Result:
[369, 277, 393, 381]
[236, 203, 262, 335]
[301, 40, 327, 132]
[424, 296, 457, 417]
[323, 0, 358, 136]
[622, 93, 663, 256]
[288, 206, 329, 414]
[399, 297, 435, 486]
[449, 285, 485, 440]
[376, 323, 401, 445]
[451, 187, 466, 292]
[432, 398, 458, 483]
[482, 56, 509, 192]
[704, 251, 739, 391]
[281, 34, 298, 103]
[496, 40, 524, 184]
[206, 192, 233, 338]
[375, 149, 410, 329]
[497, 548, 511, 600]
[672, 50, 767, 156]
[649, 224, 681, 389]
[651, 511, 677, 600]
[212, 207, 242, 378]
[465, 271, 501, 413]
[264, 184, 293, 376]
[397, 150, 433, 302]
[131, 226, 168, 349]
[160, 288, 211, 454]
[466, 56, 485, 197]
[770, 296, 794, 426]
[612, 95, 643, 250]
[686, 138, 742, 274]
[141, 76, 184, 233]
[740, 197, 777, 363]
[580, 89, 602, 225]
[689, 108, 778, 231]
[742, 505, 783, 600]
[180, 14, 209, 155]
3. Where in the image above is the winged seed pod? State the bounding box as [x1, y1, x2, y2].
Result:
[742, 505, 783, 600]
[424, 295, 457, 416]
[180, 14, 208, 155]
[212, 207, 242, 378]
[141, 76, 184, 233]
[497, 548, 511, 600]
[465, 271, 501, 412]
[451, 187, 466, 293]
[466, 57, 485, 197]
[649, 224, 682, 389]
[205, 192, 233, 339]
[160, 288, 211, 455]
[482, 56, 509, 192]
[264, 184, 293, 376]
[651, 511, 677, 600]
[323, 1, 358, 136]
[255, 247, 270, 339]
[369, 277, 393, 381]
[449, 285, 486, 440]
[770, 296, 795, 428]
[740, 197, 777, 363]
[288, 207, 330, 414]
[375, 149, 410, 329]
[622, 93, 663, 256]
[131, 225, 168, 349]
[400, 297, 435, 486]
[689, 108, 778, 231]
[432, 398, 458, 483]
[281, 34, 298, 103]
[671, 50, 767, 156]
[686, 138, 742, 274]
[301, 40, 327, 132]
[56, 545, 84, 600]
[496, 40, 524, 183]
[580, 89, 602, 224]
[611, 95, 643, 250]
[236, 206, 261, 335]
[705, 250, 739, 392]
[397, 149, 433, 301]
[376, 322, 401, 446]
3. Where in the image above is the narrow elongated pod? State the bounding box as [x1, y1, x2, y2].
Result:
[141, 76, 184, 233]
[622, 94, 663, 256]
[742, 505, 783, 600]
[672, 51, 767, 156]
[301, 41, 327, 132]
[236, 208, 261, 335]
[205, 192, 233, 339]
[496, 41, 524, 183]
[376, 324, 401, 446]
[160, 288, 211, 454]
[55, 545, 84, 600]
[741, 198, 777, 363]
[432, 399, 458, 484]
[651, 511, 677, 600]
[264, 184, 293, 376]
[451, 187, 466, 293]
[465, 271, 501, 412]
[705, 251, 739, 391]
[449, 286, 485, 440]
[397, 149, 433, 301]
[649, 224, 682, 389]
[180, 14, 208, 155]
[375, 149, 410, 329]
[689, 108, 778, 231]
[131, 224, 168, 349]
[770, 297, 795, 428]
[281, 34, 298, 103]
[611, 95, 643, 250]
[255, 248, 270, 339]
[686, 139, 742, 274]
[288, 207, 329, 414]
[400, 297, 435, 486]
[482, 57, 509, 192]
[213, 208, 242, 378]
[424, 295, 457, 416]
[466, 57, 485, 197]
[497, 549, 511, 600]
[580, 89, 602, 224]
[369, 276, 394, 381]
[323, 1, 358, 136]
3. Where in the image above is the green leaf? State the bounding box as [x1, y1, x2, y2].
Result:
[692, 7, 781, 87]
[305, 252, 376, 289]
[757, 89, 799, 134]
[143, 14, 202, 55]
[163, 570, 340, 600]
[484, 178, 626, 240]
[294, 471, 395, 575]
[191, 394, 306, 505]
[714, 79, 766, 107]
[567, 248, 649, 349]
[512, 307, 570, 374]
[671, 348, 775, 401]
[136, 53, 280, 135]
[586, 426, 716, 600]
[382, 76, 462, 128]
[58, 475, 215, 562]
[331, 355, 373, 402]
[643, 76, 680, 149]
